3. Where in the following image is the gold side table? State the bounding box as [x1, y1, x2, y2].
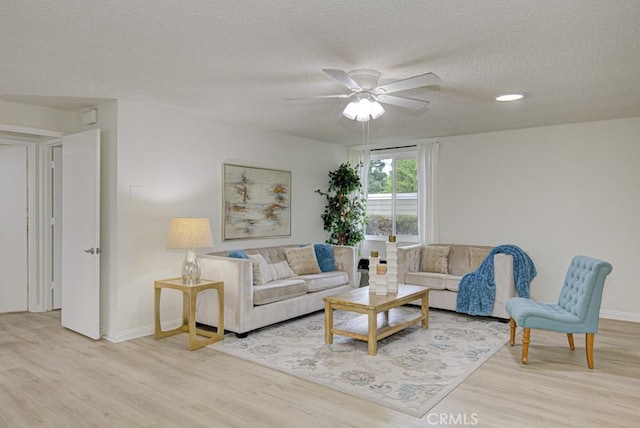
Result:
[154, 278, 224, 350]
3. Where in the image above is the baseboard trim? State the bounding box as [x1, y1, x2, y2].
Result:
[600, 309, 640, 323]
[102, 319, 183, 343]
[100, 310, 639, 342]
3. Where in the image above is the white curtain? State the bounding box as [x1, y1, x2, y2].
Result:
[349, 148, 370, 198]
[417, 141, 439, 244]
[349, 148, 370, 252]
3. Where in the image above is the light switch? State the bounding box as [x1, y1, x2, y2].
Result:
[130, 185, 143, 199]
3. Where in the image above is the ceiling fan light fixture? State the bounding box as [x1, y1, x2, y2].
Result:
[342, 101, 358, 120]
[355, 98, 372, 122]
[370, 101, 385, 119]
[345, 97, 385, 122]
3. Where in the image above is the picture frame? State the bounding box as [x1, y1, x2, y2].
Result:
[222, 163, 291, 240]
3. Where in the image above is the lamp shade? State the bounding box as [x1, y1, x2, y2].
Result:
[370, 101, 385, 119]
[167, 218, 213, 249]
[342, 101, 358, 120]
[355, 98, 372, 122]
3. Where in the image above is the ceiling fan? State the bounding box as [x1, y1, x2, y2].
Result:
[287, 68, 442, 122]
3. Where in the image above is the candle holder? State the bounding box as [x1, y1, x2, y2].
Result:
[369, 241, 399, 295]
[386, 236, 398, 293]
[368, 251, 379, 293]
[375, 271, 388, 295]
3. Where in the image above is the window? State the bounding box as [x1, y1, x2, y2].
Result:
[365, 149, 418, 241]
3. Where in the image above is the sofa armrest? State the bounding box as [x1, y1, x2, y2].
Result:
[397, 244, 422, 283]
[493, 253, 516, 305]
[332, 245, 358, 288]
[199, 255, 253, 329]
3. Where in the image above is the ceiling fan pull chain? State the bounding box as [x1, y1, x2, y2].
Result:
[367, 120, 370, 145]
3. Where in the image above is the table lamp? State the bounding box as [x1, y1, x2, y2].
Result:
[167, 217, 213, 285]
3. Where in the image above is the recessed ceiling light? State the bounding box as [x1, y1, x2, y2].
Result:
[494, 93, 526, 102]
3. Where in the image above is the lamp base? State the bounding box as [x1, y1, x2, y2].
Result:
[182, 248, 201, 285]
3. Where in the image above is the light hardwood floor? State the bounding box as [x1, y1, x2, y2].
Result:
[1, 310, 639, 427]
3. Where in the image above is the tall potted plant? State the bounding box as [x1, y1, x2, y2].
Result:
[316, 162, 366, 246]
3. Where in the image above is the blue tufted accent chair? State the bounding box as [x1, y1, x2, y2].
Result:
[505, 255, 613, 369]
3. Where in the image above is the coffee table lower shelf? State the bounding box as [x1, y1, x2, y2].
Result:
[330, 309, 425, 343]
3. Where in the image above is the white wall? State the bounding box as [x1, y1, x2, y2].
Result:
[107, 99, 348, 340]
[0, 99, 76, 133]
[437, 117, 640, 321]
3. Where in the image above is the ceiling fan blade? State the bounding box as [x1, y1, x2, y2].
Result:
[283, 93, 353, 100]
[375, 72, 441, 94]
[375, 94, 429, 110]
[323, 69, 362, 92]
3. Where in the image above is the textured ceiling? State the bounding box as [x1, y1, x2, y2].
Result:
[1, 0, 640, 145]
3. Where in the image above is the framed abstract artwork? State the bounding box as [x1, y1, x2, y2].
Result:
[222, 164, 291, 240]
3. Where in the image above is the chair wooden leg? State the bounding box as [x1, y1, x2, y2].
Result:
[509, 319, 516, 346]
[567, 333, 575, 350]
[586, 333, 595, 369]
[521, 328, 531, 364]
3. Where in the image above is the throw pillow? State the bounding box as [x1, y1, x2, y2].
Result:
[227, 249, 248, 259]
[469, 247, 492, 271]
[284, 245, 322, 275]
[314, 243, 336, 272]
[267, 261, 296, 280]
[419, 245, 450, 274]
[248, 254, 272, 285]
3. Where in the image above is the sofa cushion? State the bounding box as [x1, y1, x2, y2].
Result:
[420, 246, 450, 274]
[267, 261, 296, 281]
[405, 271, 448, 290]
[285, 245, 322, 275]
[248, 254, 272, 285]
[447, 245, 468, 275]
[253, 246, 288, 264]
[439, 244, 492, 276]
[253, 279, 308, 305]
[314, 243, 337, 272]
[469, 246, 492, 271]
[301, 271, 349, 292]
[445, 276, 462, 292]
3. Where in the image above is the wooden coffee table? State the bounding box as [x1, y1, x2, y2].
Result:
[323, 284, 431, 355]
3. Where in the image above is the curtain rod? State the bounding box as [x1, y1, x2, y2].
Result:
[371, 144, 417, 152]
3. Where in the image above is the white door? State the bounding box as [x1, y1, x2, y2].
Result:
[52, 146, 63, 309]
[0, 145, 28, 313]
[61, 129, 101, 339]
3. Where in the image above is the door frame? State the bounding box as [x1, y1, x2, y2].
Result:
[1, 135, 96, 314]
[0, 137, 38, 311]
[38, 139, 63, 312]
[1, 125, 102, 333]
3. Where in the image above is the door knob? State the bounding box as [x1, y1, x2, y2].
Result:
[84, 248, 95, 254]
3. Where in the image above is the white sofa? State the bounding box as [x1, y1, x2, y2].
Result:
[397, 244, 516, 320]
[195, 244, 357, 336]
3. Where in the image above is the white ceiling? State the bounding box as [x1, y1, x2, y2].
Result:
[2, 0, 640, 146]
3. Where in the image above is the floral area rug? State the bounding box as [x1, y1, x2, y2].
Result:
[208, 307, 509, 418]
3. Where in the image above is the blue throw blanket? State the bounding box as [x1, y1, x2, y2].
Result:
[456, 244, 536, 316]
